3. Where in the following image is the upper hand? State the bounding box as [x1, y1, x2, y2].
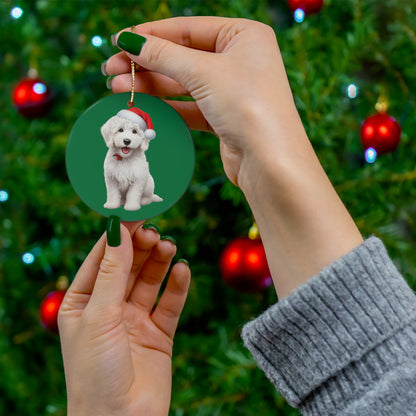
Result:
[104, 17, 302, 186]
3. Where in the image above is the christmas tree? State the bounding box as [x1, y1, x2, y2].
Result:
[1, 0, 416, 414]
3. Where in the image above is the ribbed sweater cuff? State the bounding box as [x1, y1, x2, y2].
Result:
[241, 237, 416, 412]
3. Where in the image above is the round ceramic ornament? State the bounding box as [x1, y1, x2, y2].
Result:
[66, 92, 195, 221]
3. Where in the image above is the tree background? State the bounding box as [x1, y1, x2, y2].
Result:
[1, 0, 416, 414]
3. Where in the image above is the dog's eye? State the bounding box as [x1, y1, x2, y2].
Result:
[118, 128, 124, 133]
[132, 129, 137, 134]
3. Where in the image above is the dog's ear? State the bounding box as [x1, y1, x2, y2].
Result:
[100, 116, 117, 148]
[140, 140, 150, 152]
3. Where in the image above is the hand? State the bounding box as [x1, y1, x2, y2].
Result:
[105, 17, 362, 299]
[104, 17, 300, 186]
[58, 221, 191, 416]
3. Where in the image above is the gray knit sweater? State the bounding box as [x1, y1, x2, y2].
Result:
[241, 237, 416, 415]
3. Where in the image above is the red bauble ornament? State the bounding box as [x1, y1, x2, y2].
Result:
[360, 112, 401, 155]
[13, 77, 52, 118]
[287, 0, 324, 15]
[40, 290, 66, 333]
[220, 237, 272, 293]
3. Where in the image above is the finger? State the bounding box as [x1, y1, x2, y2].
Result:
[64, 221, 141, 302]
[104, 51, 154, 75]
[163, 100, 214, 133]
[128, 238, 177, 313]
[63, 232, 107, 301]
[132, 16, 233, 52]
[151, 261, 191, 339]
[88, 224, 133, 309]
[122, 220, 144, 236]
[124, 225, 161, 299]
[104, 51, 136, 75]
[116, 30, 211, 92]
[111, 72, 189, 97]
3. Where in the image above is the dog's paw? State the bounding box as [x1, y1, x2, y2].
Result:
[104, 201, 121, 209]
[124, 203, 141, 211]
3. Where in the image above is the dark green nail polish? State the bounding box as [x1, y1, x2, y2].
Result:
[142, 223, 159, 233]
[110, 33, 118, 46]
[161, 235, 176, 245]
[106, 76, 113, 90]
[107, 215, 120, 247]
[100, 60, 108, 76]
[178, 258, 189, 266]
[117, 32, 147, 55]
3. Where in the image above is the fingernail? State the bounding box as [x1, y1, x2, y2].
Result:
[107, 215, 121, 247]
[101, 60, 108, 76]
[117, 32, 147, 55]
[142, 223, 159, 233]
[106, 76, 113, 90]
[111, 33, 118, 46]
[178, 258, 189, 266]
[161, 235, 176, 245]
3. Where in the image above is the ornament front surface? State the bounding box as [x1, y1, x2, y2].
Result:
[66, 93, 195, 221]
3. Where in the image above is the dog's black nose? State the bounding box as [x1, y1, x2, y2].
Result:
[123, 139, 131, 145]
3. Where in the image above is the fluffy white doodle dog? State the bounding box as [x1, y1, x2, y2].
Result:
[101, 107, 163, 211]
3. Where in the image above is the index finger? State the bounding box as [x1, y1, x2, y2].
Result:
[120, 16, 233, 52]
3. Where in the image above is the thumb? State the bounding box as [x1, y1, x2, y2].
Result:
[88, 216, 133, 310]
[116, 31, 208, 92]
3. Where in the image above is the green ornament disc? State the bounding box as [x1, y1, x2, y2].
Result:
[66, 93, 195, 221]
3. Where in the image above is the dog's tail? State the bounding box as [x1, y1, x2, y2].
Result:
[152, 194, 163, 202]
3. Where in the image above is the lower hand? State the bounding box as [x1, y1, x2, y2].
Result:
[58, 220, 190, 416]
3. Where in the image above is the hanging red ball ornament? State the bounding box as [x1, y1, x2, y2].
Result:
[360, 112, 401, 155]
[287, 0, 324, 15]
[220, 237, 272, 293]
[40, 290, 66, 333]
[13, 77, 52, 118]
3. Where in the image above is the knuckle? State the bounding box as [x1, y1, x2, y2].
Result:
[251, 21, 276, 39]
[262, 23, 277, 39]
[98, 256, 120, 281]
[146, 39, 170, 67]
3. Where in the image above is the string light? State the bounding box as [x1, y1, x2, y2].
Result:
[33, 82, 47, 94]
[294, 8, 305, 23]
[10, 7, 23, 19]
[365, 147, 377, 164]
[347, 83, 358, 99]
[22, 252, 35, 264]
[0, 190, 8, 202]
[91, 35, 103, 47]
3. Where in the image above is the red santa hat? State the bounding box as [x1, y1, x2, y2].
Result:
[116, 107, 156, 140]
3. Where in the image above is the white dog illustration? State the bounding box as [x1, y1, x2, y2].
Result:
[101, 107, 163, 211]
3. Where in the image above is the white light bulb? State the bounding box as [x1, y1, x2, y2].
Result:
[294, 8, 305, 23]
[11, 7, 23, 19]
[365, 147, 377, 164]
[347, 84, 358, 99]
[0, 190, 8, 202]
[22, 252, 35, 264]
[92, 36, 103, 47]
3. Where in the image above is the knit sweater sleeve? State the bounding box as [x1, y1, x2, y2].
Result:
[241, 237, 416, 415]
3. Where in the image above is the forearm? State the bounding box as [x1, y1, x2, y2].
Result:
[238, 110, 363, 299]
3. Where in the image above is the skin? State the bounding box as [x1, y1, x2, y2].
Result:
[106, 16, 363, 297]
[59, 223, 191, 416]
[60, 16, 364, 416]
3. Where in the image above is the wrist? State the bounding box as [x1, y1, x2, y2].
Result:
[237, 108, 310, 195]
[237, 117, 363, 299]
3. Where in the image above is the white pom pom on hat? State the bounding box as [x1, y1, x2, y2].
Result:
[116, 107, 156, 140]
